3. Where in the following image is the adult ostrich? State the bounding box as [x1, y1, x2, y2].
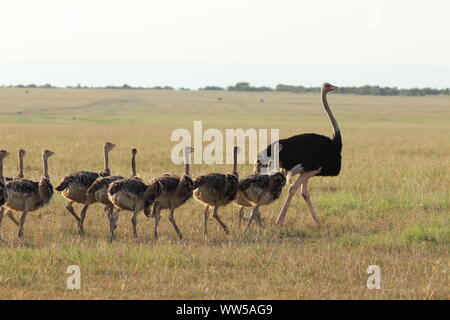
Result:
[55, 142, 115, 234]
[258, 82, 341, 226]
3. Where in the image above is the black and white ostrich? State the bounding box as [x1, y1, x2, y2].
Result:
[258, 82, 342, 226]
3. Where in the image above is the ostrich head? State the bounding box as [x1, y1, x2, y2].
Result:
[19, 149, 26, 157]
[104, 142, 116, 151]
[43, 150, 55, 159]
[0, 150, 9, 159]
[322, 82, 338, 93]
[131, 148, 137, 155]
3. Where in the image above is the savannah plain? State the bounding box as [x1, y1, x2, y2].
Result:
[0, 88, 448, 299]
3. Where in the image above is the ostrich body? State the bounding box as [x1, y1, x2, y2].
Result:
[80, 148, 139, 234]
[239, 171, 286, 230]
[0, 150, 14, 228]
[193, 146, 239, 236]
[55, 142, 115, 233]
[258, 83, 341, 226]
[106, 149, 160, 241]
[236, 144, 287, 229]
[233, 156, 257, 229]
[5, 149, 26, 182]
[2, 149, 27, 226]
[107, 178, 162, 241]
[233, 191, 253, 229]
[1, 150, 54, 238]
[0, 150, 10, 209]
[152, 146, 194, 240]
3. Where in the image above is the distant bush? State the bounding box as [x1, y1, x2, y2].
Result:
[228, 82, 273, 92]
[151, 86, 174, 90]
[13, 83, 54, 88]
[200, 86, 225, 91]
[276, 84, 319, 94]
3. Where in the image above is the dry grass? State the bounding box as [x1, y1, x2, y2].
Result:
[0, 88, 448, 299]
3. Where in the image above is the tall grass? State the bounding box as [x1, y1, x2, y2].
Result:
[0, 88, 448, 299]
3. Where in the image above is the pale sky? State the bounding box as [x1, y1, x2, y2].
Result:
[1, 0, 449, 88]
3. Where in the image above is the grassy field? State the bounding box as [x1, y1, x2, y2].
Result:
[0, 88, 448, 299]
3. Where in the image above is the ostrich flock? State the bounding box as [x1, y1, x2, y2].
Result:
[0, 83, 341, 241]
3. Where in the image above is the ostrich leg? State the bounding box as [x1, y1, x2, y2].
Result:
[108, 209, 119, 242]
[276, 169, 321, 225]
[17, 211, 28, 238]
[212, 207, 229, 235]
[65, 201, 81, 224]
[104, 204, 117, 230]
[78, 204, 90, 235]
[203, 206, 210, 237]
[7, 210, 20, 226]
[168, 208, 183, 240]
[301, 180, 321, 226]
[255, 206, 265, 228]
[237, 207, 245, 229]
[131, 208, 139, 239]
[153, 206, 161, 240]
[244, 207, 258, 232]
[151, 202, 160, 218]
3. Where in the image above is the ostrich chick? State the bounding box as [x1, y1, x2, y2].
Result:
[55, 142, 115, 234]
[83, 148, 140, 234]
[152, 146, 194, 240]
[193, 146, 240, 237]
[2, 150, 54, 238]
[107, 178, 162, 242]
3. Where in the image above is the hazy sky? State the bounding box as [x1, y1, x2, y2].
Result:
[1, 0, 449, 88]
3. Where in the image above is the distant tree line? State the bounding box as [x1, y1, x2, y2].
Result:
[4, 83, 55, 89]
[0, 83, 176, 90]
[1, 82, 449, 96]
[220, 82, 450, 96]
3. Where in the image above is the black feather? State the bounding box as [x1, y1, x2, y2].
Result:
[262, 133, 342, 176]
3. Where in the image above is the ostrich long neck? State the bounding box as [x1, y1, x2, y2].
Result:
[232, 148, 238, 178]
[18, 153, 24, 177]
[103, 148, 110, 173]
[0, 158, 5, 184]
[42, 155, 49, 179]
[321, 89, 340, 138]
[184, 151, 190, 177]
[131, 153, 137, 177]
